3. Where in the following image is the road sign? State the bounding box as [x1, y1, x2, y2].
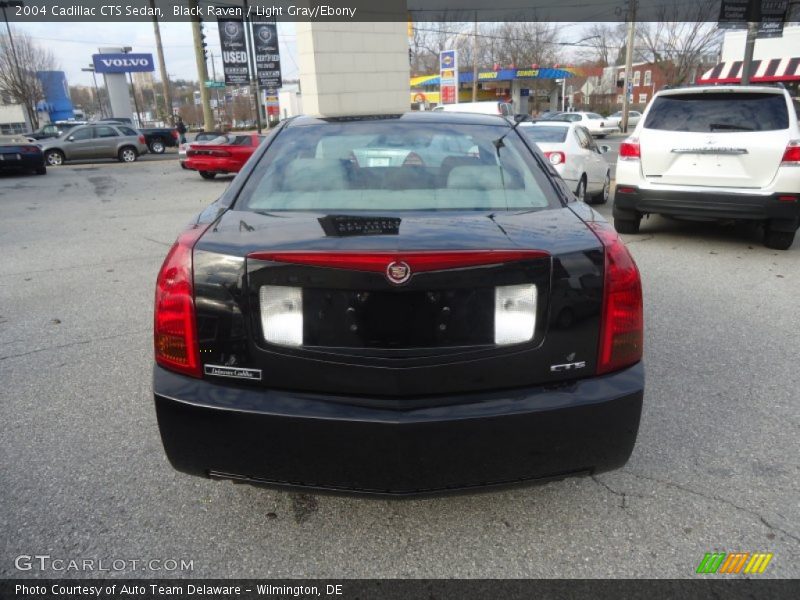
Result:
[205, 81, 226, 89]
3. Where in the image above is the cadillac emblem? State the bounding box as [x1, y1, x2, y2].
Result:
[386, 260, 411, 285]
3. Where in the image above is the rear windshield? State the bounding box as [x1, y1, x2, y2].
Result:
[236, 121, 555, 212]
[520, 126, 568, 143]
[644, 92, 789, 132]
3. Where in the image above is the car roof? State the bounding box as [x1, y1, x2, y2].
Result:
[522, 121, 573, 128]
[656, 84, 788, 97]
[286, 112, 511, 128]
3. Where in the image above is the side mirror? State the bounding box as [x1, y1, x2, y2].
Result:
[599, 145, 611, 154]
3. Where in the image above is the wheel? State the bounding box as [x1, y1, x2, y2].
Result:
[614, 217, 641, 234]
[149, 139, 165, 154]
[574, 177, 587, 202]
[764, 228, 795, 250]
[44, 150, 64, 166]
[199, 171, 216, 180]
[35, 165, 47, 175]
[118, 146, 138, 163]
[589, 172, 610, 205]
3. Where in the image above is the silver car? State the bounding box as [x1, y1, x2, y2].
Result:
[37, 123, 148, 166]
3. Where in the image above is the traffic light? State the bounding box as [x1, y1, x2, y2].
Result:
[199, 17, 208, 62]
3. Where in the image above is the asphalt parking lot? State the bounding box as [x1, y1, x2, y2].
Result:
[1, 155, 798, 579]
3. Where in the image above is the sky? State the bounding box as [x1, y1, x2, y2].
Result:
[13, 21, 299, 88]
[12, 21, 599, 90]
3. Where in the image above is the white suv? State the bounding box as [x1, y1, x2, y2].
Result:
[613, 85, 800, 249]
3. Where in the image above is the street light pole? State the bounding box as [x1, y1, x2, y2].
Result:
[82, 66, 106, 118]
[621, 0, 637, 133]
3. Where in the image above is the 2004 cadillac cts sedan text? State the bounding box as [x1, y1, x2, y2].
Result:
[153, 112, 644, 495]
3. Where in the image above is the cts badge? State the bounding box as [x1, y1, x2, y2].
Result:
[386, 261, 411, 285]
[550, 361, 586, 372]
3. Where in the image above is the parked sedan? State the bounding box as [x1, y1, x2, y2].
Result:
[520, 121, 611, 203]
[37, 124, 148, 166]
[153, 112, 644, 495]
[0, 135, 46, 175]
[606, 110, 642, 130]
[547, 112, 618, 137]
[183, 133, 263, 179]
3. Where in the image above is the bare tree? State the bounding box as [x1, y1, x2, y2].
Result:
[0, 28, 57, 129]
[584, 23, 628, 66]
[635, 1, 721, 85]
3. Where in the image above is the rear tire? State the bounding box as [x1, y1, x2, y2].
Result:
[199, 171, 216, 180]
[118, 146, 138, 163]
[589, 172, 610, 205]
[149, 138, 165, 154]
[764, 228, 795, 250]
[614, 217, 641, 234]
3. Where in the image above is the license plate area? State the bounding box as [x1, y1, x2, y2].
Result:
[303, 288, 494, 348]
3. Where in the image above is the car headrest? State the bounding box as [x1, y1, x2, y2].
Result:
[283, 158, 349, 191]
[446, 165, 506, 190]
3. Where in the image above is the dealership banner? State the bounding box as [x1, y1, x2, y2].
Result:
[92, 53, 154, 73]
[218, 19, 250, 86]
[252, 20, 282, 90]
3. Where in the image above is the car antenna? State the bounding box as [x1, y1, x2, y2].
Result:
[493, 114, 529, 152]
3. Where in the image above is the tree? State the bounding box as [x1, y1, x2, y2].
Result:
[0, 28, 57, 129]
[635, 1, 722, 86]
[583, 23, 628, 67]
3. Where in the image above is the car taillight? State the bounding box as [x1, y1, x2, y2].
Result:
[154, 225, 207, 378]
[21, 145, 40, 153]
[544, 151, 565, 165]
[619, 138, 640, 161]
[138, 135, 145, 144]
[588, 221, 643, 375]
[781, 140, 800, 165]
[248, 250, 549, 273]
[402, 152, 424, 166]
[172, 129, 179, 139]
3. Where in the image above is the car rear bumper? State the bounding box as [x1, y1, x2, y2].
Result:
[0, 154, 44, 170]
[613, 185, 800, 228]
[184, 157, 239, 173]
[153, 362, 644, 496]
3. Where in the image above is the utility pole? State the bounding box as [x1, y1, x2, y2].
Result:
[1, 1, 31, 126]
[472, 12, 478, 102]
[242, 0, 263, 133]
[149, 0, 173, 124]
[189, 0, 214, 132]
[741, 0, 762, 85]
[621, 0, 637, 134]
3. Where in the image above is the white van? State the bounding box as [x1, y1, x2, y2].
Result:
[432, 101, 513, 117]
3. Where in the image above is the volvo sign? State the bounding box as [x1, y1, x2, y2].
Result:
[92, 53, 155, 74]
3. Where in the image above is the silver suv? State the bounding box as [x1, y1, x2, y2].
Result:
[37, 123, 149, 166]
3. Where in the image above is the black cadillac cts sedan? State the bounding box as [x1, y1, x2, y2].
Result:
[154, 112, 644, 495]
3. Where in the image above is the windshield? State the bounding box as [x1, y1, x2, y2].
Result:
[236, 120, 556, 212]
[519, 126, 568, 143]
[644, 92, 789, 132]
